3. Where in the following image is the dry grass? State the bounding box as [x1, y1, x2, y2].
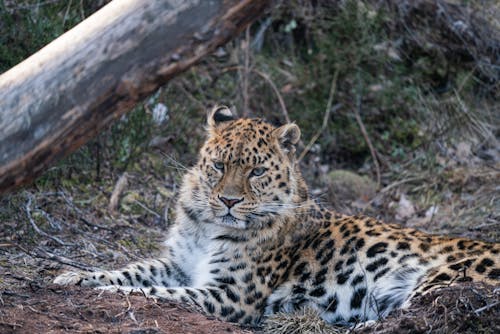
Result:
[263, 308, 347, 334]
[356, 283, 500, 334]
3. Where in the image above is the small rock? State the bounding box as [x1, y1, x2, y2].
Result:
[425, 205, 439, 218]
[325, 170, 377, 204]
[395, 194, 415, 220]
[152, 103, 169, 125]
[456, 141, 472, 163]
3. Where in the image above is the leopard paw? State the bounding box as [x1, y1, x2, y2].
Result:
[53, 271, 86, 285]
[97, 285, 156, 299]
[53, 271, 100, 287]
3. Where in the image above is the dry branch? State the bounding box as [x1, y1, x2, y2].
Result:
[0, 0, 271, 194]
[24, 193, 69, 246]
[354, 72, 381, 190]
[109, 172, 128, 214]
[297, 70, 340, 162]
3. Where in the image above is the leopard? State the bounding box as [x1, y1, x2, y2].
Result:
[54, 106, 500, 326]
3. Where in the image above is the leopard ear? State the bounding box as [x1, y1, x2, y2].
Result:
[273, 123, 301, 157]
[207, 105, 234, 132]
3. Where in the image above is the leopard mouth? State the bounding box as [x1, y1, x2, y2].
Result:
[222, 213, 238, 224]
[215, 213, 247, 229]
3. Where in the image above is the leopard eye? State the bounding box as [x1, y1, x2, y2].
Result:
[250, 167, 267, 177]
[213, 161, 224, 172]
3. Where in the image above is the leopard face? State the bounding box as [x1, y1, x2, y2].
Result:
[191, 106, 303, 230]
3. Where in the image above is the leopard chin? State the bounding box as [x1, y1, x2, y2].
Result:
[215, 214, 247, 229]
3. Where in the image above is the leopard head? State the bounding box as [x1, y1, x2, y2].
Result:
[188, 106, 307, 230]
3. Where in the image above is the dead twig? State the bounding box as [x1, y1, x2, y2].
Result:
[252, 68, 291, 124]
[115, 293, 133, 318]
[79, 217, 113, 231]
[84, 234, 138, 261]
[59, 191, 112, 231]
[35, 248, 95, 271]
[469, 219, 500, 231]
[24, 194, 69, 246]
[133, 200, 162, 218]
[222, 66, 291, 124]
[62, 0, 73, 29]
[173, 80, 205, 109]
[379, 176, 425, 194]
[453, 89, 495, 142]
[474, 301, 500, 315]
[1, 290, 30, 299]
[6, 273, 33, 282]
[79, 0, 85, 19]
[109, 172, 129, 214]
[298, 69, 340, 162]
[0, 321, 22, 329]
[15, 244, 95, 271]
[353, 74, 381, 189]
[163, 183, 177, 226]
[241, 26, 251, 117]
[128, 310, 139, 325]
[26, 305, 45, 315]
[35, 208, 62, 231]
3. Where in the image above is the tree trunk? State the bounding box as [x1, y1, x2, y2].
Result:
[0, 0, 270, 194]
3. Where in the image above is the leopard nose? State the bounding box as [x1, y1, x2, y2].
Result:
[218, 195, 244, 208]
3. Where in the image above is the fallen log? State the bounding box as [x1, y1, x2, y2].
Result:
[0, 0, 270, 194]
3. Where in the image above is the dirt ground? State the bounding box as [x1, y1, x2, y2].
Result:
[0, 282, 498, 334]
[1, 151, 498, 333]
[355, 283, 500, 334]
[264, 283, 499, 334]
[0, 284, 251, 334]
[0, 133, 499, 334]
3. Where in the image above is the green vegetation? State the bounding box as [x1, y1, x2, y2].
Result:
[0, 3, 498, 331]
[2, 0, 495, 173]
[0, 0, 105, 72]
[1, 0, 498, 236]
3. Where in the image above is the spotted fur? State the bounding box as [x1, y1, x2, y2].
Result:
[55, 106, 500, 326]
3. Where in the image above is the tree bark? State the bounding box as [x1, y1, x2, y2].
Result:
[0, 0, 271, 194]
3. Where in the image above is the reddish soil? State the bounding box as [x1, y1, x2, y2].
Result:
[0, 285, 252, 334]
[357, 283, 500, 334]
